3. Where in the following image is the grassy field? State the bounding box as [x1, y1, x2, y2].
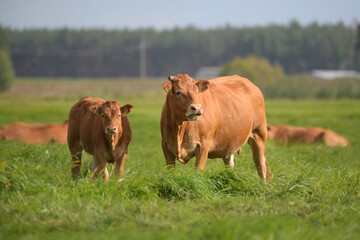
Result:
[0, 78, 360, 239]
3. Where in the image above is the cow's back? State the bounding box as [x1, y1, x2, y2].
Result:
[267, 125, 350, 146]
[268, 125, 322, 144]
[54, 122, 68, 144]
[0, 122, 34, 142]
[67, 97, 105, 151]
[209, 75, 266, 125]
[206, 75, 265, 140]
[196, 75, 266, 158]
[39, 122, 68, 144]
[68, 97, 105, 125]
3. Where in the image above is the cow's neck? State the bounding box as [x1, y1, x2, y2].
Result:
[105, 133, 120, 161]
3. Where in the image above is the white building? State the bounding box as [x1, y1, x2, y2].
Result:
[310, 70, 360, 80]
[195, 67, 221, 80]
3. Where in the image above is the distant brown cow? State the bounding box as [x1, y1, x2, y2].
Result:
[267, 125, 350, 147]
[67, 96, 133, 180]
[0, 121, 68, 144]
[161, 74, 272, 180]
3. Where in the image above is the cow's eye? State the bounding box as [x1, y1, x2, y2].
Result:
[118, 114, 121, 119]
[176, 90, 182, 96]
[101, 114, 105, 118]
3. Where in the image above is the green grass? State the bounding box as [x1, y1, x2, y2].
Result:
[0, 79, 360, 239]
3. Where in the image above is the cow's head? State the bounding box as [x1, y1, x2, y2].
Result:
[266, 125, 275, 139]
[163, 74, 209, 121]
[91, 101, 133, 136]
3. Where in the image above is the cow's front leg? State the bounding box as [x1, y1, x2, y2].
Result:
[92, 155, 97, 171]
[92, 153, 109, 180]
[68, 140, 83, 180]
[195, 143, 210, 170]
[114, 153, 127, 177]
[162, 140, 176, 169]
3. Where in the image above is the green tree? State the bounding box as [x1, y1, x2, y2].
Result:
[356, 24, 360, 50]
[0, 50, 14, 91]
[220, 55, 284, 87]
[355, 24, 360, 70]
[5, 22, 357, 77]
[0, 26, 14, 92]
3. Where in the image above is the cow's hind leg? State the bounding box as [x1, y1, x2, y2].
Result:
[248, 126, 272, 181]
[69, 140, 83, 180]
[223, 154, 236, 168]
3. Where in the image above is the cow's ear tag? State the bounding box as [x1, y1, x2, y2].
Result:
[90, 107, 99, 116]
[163, 82, 173, 95]
[121, 104, 133, 115]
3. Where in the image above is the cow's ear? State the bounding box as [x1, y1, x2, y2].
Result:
[121, 104, 133, 115]
[315, 131, 325, 142]
[163, 82, 173, 95]
[90, 106, 101, 116]
[196, 80, 209, 93]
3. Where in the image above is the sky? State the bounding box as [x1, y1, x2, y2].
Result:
[0, 0, 359, 30]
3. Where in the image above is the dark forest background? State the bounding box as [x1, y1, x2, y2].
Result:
[5, 20, 360, 78]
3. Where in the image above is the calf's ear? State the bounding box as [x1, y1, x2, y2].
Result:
[196, 80, 209, 93]
[121, 104, 133, 115]
[163, 82, 173, 95]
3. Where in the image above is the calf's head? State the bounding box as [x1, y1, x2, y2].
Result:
[163, 74, 209, 121]
[91, 101, 133, 135]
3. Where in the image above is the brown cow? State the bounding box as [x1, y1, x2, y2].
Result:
[0, 121, 68, 144]
[161, 74, 272, 180]
[67, 96, 133, 180]
[267, 125, 350, 147]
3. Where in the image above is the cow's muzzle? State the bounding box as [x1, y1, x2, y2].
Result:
[105, 127, 118, 135]
[186, 104, 203, 121]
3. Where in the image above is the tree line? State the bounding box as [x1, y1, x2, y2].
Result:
[0, 27, 14, 91]
[4, 21, 360, 77]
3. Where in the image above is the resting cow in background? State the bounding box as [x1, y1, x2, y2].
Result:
[160, 74, 272, 181]
[0, 121, 68, 144]
[267, 125, 350, 147]
[67, 96, 133, 180]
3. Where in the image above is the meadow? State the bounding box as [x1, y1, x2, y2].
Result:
[0, 78, 359, 240]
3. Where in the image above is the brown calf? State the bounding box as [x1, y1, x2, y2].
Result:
[267, 125, 350, 147]
[67, 96, 133, 180]
[0, 121, 68, 144]
[161, 74, 271, 180]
